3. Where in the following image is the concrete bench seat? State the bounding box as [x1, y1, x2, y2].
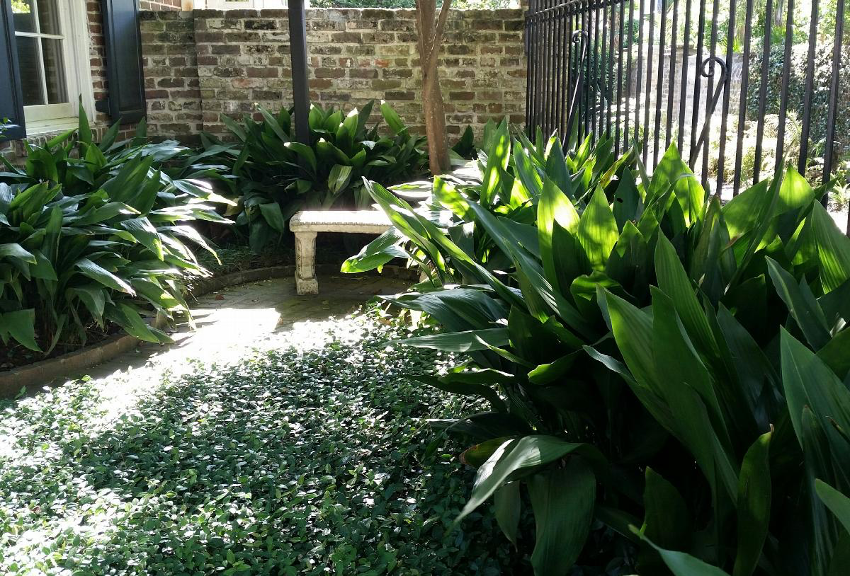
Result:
[289, 210, 393, 295]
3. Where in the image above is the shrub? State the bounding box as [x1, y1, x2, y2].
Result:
[201, 101, 428, 253]
[345, 126, 850, 574]
[0, 107, 229, 354]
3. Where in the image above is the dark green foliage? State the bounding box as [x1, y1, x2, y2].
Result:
[0, 106, 228, 353]
[345, 125, 850, 574]
[200, 102, 428, 253]
[747, 42, 850, 164]
[0, 312, 518, 574]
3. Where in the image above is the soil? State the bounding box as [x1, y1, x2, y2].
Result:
[1, 323, 123, 372]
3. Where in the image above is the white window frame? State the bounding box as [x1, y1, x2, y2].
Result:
[14, 0, 95, 134]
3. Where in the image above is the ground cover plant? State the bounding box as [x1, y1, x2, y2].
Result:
[201, 102, 430, 253]
[0, 310, 518, 575]
[345, 121, 850, 575]
[0, 107, 229, 358]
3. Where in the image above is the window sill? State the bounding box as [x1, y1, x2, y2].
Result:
[25, 118, 80, 139]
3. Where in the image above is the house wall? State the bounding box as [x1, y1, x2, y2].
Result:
[89, 0, 182, 134]
[139, 8, 527, 140]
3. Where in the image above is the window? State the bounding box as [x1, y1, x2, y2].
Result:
[11, 0, 93, 131]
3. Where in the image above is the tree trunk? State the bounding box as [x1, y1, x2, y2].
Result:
[422, 66, 450, 175]
[415, 0, 453, 176]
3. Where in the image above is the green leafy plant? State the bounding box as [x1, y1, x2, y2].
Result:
[201, 101, 428, 253]
[0, 106, 230, 354]
[345, 127, 850, 574]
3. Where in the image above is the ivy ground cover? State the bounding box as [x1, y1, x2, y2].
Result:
[0, 310, 515, 575]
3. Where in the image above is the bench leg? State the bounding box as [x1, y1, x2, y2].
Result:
[295, 231, 319, 295]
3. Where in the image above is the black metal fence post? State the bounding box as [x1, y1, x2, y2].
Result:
[525, 0, 848, 234]
[288, 0, 310, 146]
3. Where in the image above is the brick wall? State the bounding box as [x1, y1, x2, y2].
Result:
[140, 8, 526, 140]
[140, 12, 204, 136]
[87, 0, 108, 127]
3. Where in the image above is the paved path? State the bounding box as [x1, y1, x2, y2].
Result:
[67, 273, 410, 418]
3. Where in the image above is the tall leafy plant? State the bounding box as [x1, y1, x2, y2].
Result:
[344, 127, 850, 575]
[0, 107, 229, 353]
[201, 101, 428, 252]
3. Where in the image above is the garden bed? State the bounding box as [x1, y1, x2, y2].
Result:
[0, 237, 420, 396]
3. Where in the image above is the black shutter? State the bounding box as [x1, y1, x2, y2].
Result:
[100, 0, 146, 124]
[0, 0, 25, 141]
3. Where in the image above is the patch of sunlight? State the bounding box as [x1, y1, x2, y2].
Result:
[72, 305, 280, 424]
[81, 311, 367, 426]
[285, 316, 367, 353]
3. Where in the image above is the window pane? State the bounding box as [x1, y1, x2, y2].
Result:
[37, 0, 62, 36]
[42, 39, 67, 104]
[11, 0, 37, 33]
[15, 36, 45, 106]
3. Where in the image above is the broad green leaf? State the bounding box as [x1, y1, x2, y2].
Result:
[539, 179, 580, 290]
[327, 164, 353, 195]
[528, 460, 596, 576]
[1, 309, 40, 352]
[577, 188, 618, 270]
[641, 467, 691, 552]
[258, 202, 287, 233]
[612, 168, 641, 230]
[285, 141, 317, 173]
[78, 101, 92, 144]
[380, 101, 408, 135]
[650, 288, 736, 500]
[70, 285, 107, 321]
[397, 328, 509, 352]
[817, 329, 850, 381]
[733, 431, 773, 576]
[780, 329, 850, 485]
[655, 234, 718, 357]
[341, 227, 406, 273]
[481, 121, 510, 205]
[120, 217, 164, 260]
[811, 201, 850, 293]
[29, 250, 57, 281]
[107, 304, 171, 344]
[76, 258, 135, 295]
[544, 138, 572, 200]
[604, 291, 657, 391]
[512, 143, 543, 199]
[765, 256, 831, 350]
[0, 243, 37, 265]
[455, 436, 603, 525]
[494, 482, 521, 547]
[636, 530, 732, 576]
[815, 479, 850, 535]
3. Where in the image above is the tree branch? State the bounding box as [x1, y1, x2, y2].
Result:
[426, 0, 453, 72]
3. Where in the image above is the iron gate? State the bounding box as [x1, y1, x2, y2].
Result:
[525, 0, 850, 233]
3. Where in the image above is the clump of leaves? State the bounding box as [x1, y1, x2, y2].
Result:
[0, 105, 230, 353]
[345, 125, 850, 575]
[0, 310, 520, 574]
[201, 101, 429, 253]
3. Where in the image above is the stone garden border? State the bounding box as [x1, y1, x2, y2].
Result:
[0, 264, 419, 398]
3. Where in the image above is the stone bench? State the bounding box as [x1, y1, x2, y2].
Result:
[289, 210, 393, 295]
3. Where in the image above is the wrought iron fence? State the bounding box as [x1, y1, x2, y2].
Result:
[525, 0, 850, 234]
